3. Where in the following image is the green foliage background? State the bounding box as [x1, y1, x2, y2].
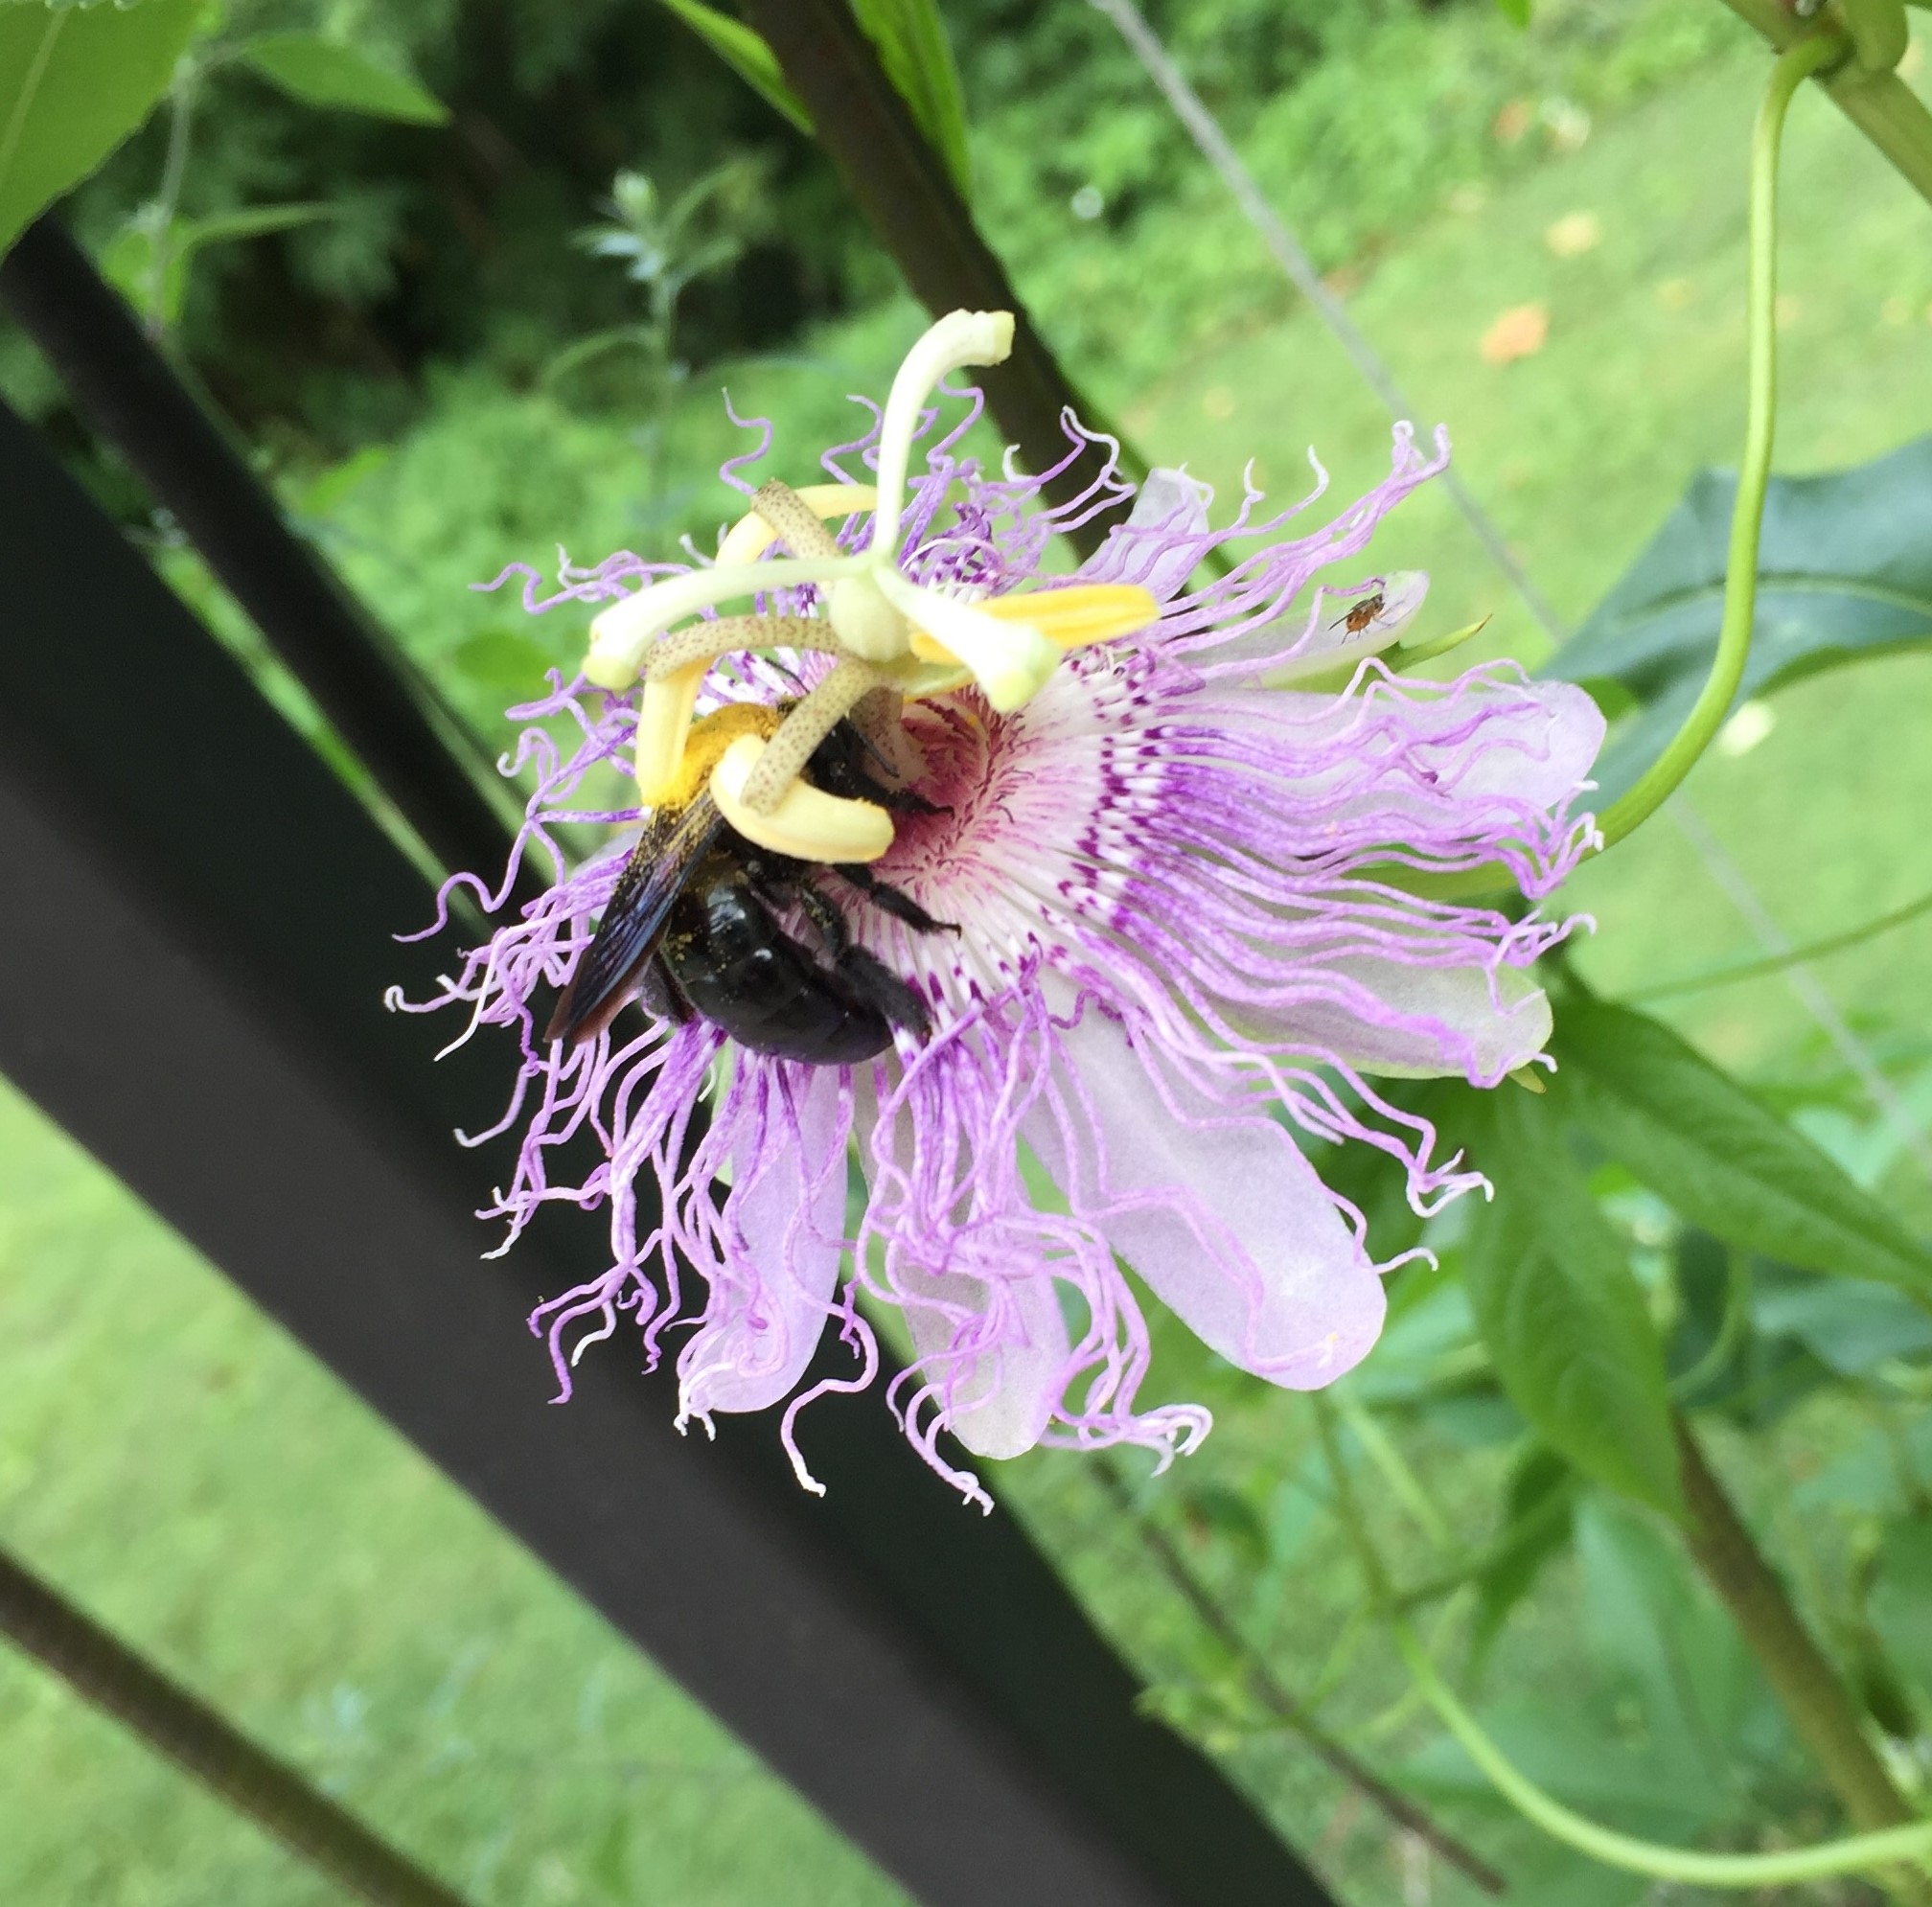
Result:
[3, 0, 1932, 1903]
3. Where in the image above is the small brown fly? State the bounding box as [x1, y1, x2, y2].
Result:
[1330, 591, 1386, 637]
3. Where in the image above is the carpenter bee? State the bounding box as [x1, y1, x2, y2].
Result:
[546, 704, 949, 1065]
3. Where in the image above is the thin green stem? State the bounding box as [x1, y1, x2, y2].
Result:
[1311, 1392, 1393, 1604]
[1594, 32, 1839, 848]
[1392, 1619, 1932, 1888]
[1315, 1395, 1932, 1893]
[1673, 1420, 1932, 1907]
[1092, 1457, 1507, 1894]
[1633, 884, 1932, 999]
[1379, 32, 1844, 905]
[1333, 1390, 1460, 1557]
[1719, 0, 1932, 206]
[146, 57, 199, 336]
[1669, 1246, 1750, 1400]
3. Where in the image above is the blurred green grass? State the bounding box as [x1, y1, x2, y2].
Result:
[0, 1082, 903, 1907]
[6, 12, 1932, 1906]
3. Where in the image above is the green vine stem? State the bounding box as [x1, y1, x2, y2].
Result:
[1632, 883, 1932, 999]
[1591, 30, 1841, 849]
[1391, 1620, 1932, 1890]
[1387, 30, 1844, 902]
[1674, 1419, 1932, 1903]
[1721, 0, 1932, 202]
[1090, 1458, 1509, 1895]
[1311, 1397, 1932, 1897]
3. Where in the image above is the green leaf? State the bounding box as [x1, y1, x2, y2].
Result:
[1462, 1085, 1682, 1516]
[1868, 1517, 1932, 1695]
[1546, 436, 1932, 800]
[1751, 1273, 1932, 1375]
[1470, 1441, 1576, 1666]
[1494, 0, 1533, 24]
[1553, 995, 1932, 1298]
[850, 0, 973, 198]
[237, 33, 449, 126]
[0, 0, 197, 258]
[654, 0, 813, 135]
[1576, 1494, 1776, 1795]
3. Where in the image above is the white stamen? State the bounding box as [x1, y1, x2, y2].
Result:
[634, 661, 707, 802]
[871, 310, 1016, 559]
[709, 734, 895, 862]
[827, 570, 911, 662]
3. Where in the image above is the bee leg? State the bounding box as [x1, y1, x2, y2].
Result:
[784, 877, 853, 961]
[637, 952, 694, 1025]
[831, 862, 956, 935]
[834, 945, 932, 1042]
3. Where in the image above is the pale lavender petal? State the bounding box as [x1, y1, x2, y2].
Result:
[1257, 568, 1431, 684]
[677, 1067, 848, 1419]
[1248, 957, 1553, 1085]
[1075, 468, 1213, 601]
[1029, 1011, 1384, 1390]
[1205, 675, 1606, 831]
[899, 1259, 1070, 1459]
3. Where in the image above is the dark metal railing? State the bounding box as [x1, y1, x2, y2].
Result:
[0, 237, 1340, 1906]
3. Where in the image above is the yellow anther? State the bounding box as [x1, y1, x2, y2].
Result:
[633, 661, 708, 804]
[708, 735, 895, 863]
[716, 483, 882, 567]
[907, 582, 1159, 664]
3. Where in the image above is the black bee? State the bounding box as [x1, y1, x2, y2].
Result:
[546, 707, 949, 1066]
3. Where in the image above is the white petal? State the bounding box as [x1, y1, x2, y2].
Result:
[1028, 1011, 1384, 1390]
[678, 1068, 848, 1416]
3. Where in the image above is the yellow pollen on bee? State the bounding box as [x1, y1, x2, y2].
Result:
[636, 690, 782, 808]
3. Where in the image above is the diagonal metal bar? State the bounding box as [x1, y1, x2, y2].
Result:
[0, 396, 1337, 1907]
[0, 1545, 473, 1907]
[0, 217, 519, 892]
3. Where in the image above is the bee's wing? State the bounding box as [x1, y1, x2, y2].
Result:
[546, 797, 726, 1046]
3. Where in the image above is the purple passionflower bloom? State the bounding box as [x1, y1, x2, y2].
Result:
[398, 320, 1603, 1505]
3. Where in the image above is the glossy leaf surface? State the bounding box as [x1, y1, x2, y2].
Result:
[1554, 995, 1932, 1299]
[238, 33, 449, 126]
[656, 0, 813, 134]
[0, 0, 197, 257]
[1547, 437, 1932, 798]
